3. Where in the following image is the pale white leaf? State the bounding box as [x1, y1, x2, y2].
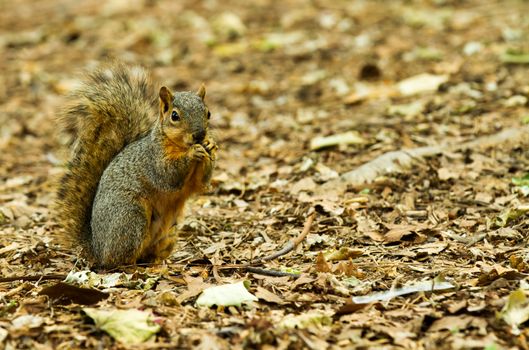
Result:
[196, 281, 257, 307]
[310, 131, 366, 151]
[83, 308, 160, 345]
[397, 73, 448, 96]
[352, 276, 455, 304]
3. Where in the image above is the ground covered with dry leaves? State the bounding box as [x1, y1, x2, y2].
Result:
[1, 0, 529, 349]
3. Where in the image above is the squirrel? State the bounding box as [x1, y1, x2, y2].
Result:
[55, 63, 217, 268]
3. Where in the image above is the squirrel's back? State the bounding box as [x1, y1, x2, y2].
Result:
[56, 63, 157, 255]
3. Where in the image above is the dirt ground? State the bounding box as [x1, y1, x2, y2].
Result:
[1, 0, 529, 349]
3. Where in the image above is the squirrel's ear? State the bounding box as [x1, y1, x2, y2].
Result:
[197, 83, 206, 101]
[159, 86, 173, 114]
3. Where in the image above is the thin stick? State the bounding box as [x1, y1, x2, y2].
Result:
[246, 267, 300, 278]
[253, 211, 316, 264]
[0, 274, 67, 283]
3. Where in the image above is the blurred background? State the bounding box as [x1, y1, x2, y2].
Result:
[2, 0, 528, 179]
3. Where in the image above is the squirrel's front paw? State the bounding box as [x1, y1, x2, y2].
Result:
[202, 138, 218, 157]
[190, 144, 209, 161]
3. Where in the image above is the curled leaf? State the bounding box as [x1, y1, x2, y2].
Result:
[324, 247, 363, 261]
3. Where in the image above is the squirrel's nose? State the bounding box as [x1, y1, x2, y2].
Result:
[193, 130, 206, 144]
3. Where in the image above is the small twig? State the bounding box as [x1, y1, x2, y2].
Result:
[212, 265, 223, 284]
[246, 267, 300, 278]
[0, 274, 67, 283]
[252, 211, 316, 264]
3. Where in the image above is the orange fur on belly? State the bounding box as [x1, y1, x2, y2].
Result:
[139, 159, 207, 260]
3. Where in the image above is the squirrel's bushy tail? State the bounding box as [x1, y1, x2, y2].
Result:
[55, 63, 157, 257]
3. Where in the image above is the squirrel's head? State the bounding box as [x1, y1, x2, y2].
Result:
[158, 85, 210, 149]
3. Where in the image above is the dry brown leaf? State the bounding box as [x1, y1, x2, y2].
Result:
[325, 247, 363, 261]
[290, 177, 317, 194]
[333, 260, 364, 278]
[383, 223, 429, 243]
[39, 282, 108, 305]
[255, 286, 285, 304]
[175, 276, 211, 304]
[315, 252, 332, 273]
[428, 315, 473, 332]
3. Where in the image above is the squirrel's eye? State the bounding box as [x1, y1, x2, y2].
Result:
[171, 111, 180, 122]
[207, 110, 211, 119]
